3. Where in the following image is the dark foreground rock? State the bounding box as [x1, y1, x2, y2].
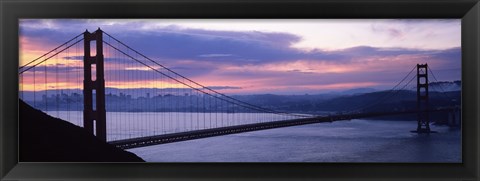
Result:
[19, 100, 144, 162]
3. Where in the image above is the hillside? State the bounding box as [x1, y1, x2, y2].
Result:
[19, 100, 144, 162]
[315, 90, 461, 112]
[19, 80, 461, 114]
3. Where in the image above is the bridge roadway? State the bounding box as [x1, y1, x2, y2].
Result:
[109, 108, 456, 149]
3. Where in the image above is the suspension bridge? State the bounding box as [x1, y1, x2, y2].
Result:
[19, 28, 460, 149]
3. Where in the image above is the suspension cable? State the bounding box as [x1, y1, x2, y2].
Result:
[103, 41, 274, 115]
[346, 65, 417, 113]
[427, 66, 456, 101]
[102, 31, 309, 118]
[102, 33, 310, 118]
[19, 33, 83, 70]
[19, 38, 84, 74]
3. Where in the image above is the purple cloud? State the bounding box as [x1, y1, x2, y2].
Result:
[20, 19, 461, 94]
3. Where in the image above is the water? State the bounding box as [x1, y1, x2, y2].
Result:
[129, 119, 461, 162]
[45, 111, 461, 162]
[44, 111, 301, 141]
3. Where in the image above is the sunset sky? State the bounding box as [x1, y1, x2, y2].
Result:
[19, 19, 461, 95]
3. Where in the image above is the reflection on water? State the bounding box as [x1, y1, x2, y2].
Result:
[45, 111, 294, 141]
[129, 119, 461, 162]
[44, 111, 461, 162]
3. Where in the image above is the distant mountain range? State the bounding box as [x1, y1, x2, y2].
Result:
[20, 80, 461, 116]
[326, 87, 378, 95]
[20, 80, 461, 101]
[429, 80, 461, 92]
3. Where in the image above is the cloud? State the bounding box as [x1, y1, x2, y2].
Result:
[58, 46, 461, 91]
[20, 65, 82, 73]
[19, 19, 461, 94]
[371, 24, 405, 39]
[198, 54, 233, 58]
[206, 86, 242, 90]
[18, 20, 335, 64]
[21, 19, 460, 66]
[108, 29, 305, 63]
[105, 28, 457, 66]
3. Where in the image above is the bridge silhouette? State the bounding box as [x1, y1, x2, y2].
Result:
[19, 28, 460, 149]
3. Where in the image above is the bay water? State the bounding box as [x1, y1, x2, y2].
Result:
[45, 111, 461, 162]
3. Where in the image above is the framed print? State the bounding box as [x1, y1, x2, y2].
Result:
[17, 18, 463, 162]
[1, 0, 479, 180]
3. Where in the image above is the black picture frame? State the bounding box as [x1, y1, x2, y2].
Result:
[1, 0, 479, 180]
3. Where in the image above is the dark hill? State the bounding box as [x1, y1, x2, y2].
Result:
[316, 90, 461, 112]
[19, 100, 144, 162]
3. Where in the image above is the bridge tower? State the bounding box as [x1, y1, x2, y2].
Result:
[416, 63, 430, 133]
[83, 28, 107, 141]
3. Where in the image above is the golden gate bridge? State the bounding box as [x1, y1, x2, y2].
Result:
[18, 28, 460, 149]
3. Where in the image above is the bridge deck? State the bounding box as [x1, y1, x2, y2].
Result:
[109, 108, 457, 149]
[109, 117, 329, 149]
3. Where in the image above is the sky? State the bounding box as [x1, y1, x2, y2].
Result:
[19, 19, 461, 95]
